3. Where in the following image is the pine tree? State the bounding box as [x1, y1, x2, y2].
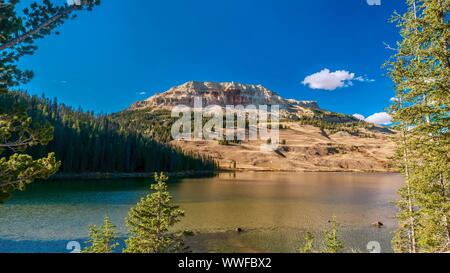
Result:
[386, 0, 450, 253]
[390, 94, 420, 253]
[0, 0, 100, 202]
[0, 93, 60, 204]
[299, 217, 344, 253]
[300, 232, 315, 253]
[82, 216, 119, 253]
[0, 0, 101, 92]
[323, 216, 344, 253]
[124, 173, 187, 253]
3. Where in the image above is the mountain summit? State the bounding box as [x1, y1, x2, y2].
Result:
[130, 81, 319, 110]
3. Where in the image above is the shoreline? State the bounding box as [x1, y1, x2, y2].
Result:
[220, 168, 396, 173]
[49, 169, 399, 180]
[50, 170, 218, 181]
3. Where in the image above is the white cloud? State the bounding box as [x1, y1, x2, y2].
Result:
[390, 97, 399, 102]
[354, 76, 375, 83]
[303, 69, 354, 90]
[302, 69, 374, 91]
[352, 114, 366, 121]
[366, 112, 392, 125]
[353, 112, 392, 125]
[138, 91, 147, 95]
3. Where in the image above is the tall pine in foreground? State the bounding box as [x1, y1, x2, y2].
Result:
[124, 173, 187, 253]
[82, 216, 119, 253]
[387, 0, 449, 253]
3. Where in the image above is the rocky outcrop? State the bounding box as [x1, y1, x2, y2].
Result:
[130, 81, 319, 110]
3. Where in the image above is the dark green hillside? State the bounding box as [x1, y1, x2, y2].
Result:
[112, 109, 175, 144]
[0, 92, 217, 174]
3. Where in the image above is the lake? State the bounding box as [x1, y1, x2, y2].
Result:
[0, 172, 403, 253]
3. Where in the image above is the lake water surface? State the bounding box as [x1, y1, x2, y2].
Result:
[0, 172, 403, 253]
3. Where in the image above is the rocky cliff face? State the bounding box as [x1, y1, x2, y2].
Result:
[130, 81, 319, 110]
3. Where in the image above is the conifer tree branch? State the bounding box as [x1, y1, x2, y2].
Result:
[0, 6, 75, 51]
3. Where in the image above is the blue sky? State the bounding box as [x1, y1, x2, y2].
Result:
[18, 0, 405, 119]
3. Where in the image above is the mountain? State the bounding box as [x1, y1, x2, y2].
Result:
[129, 81, 359, 124]
[121, 81, 397, 172]
[130, 81, 319, 110]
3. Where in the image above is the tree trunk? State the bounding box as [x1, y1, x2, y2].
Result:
[402, 133, 417, 253]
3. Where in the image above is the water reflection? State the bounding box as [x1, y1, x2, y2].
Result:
[0, 172, 403, 253]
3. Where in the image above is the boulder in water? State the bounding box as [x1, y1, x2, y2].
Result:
[372, 222, 384, 228]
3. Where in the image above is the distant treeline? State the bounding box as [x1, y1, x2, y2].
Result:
[114, 105, 391, 143]
[0, 92, 217, 174]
